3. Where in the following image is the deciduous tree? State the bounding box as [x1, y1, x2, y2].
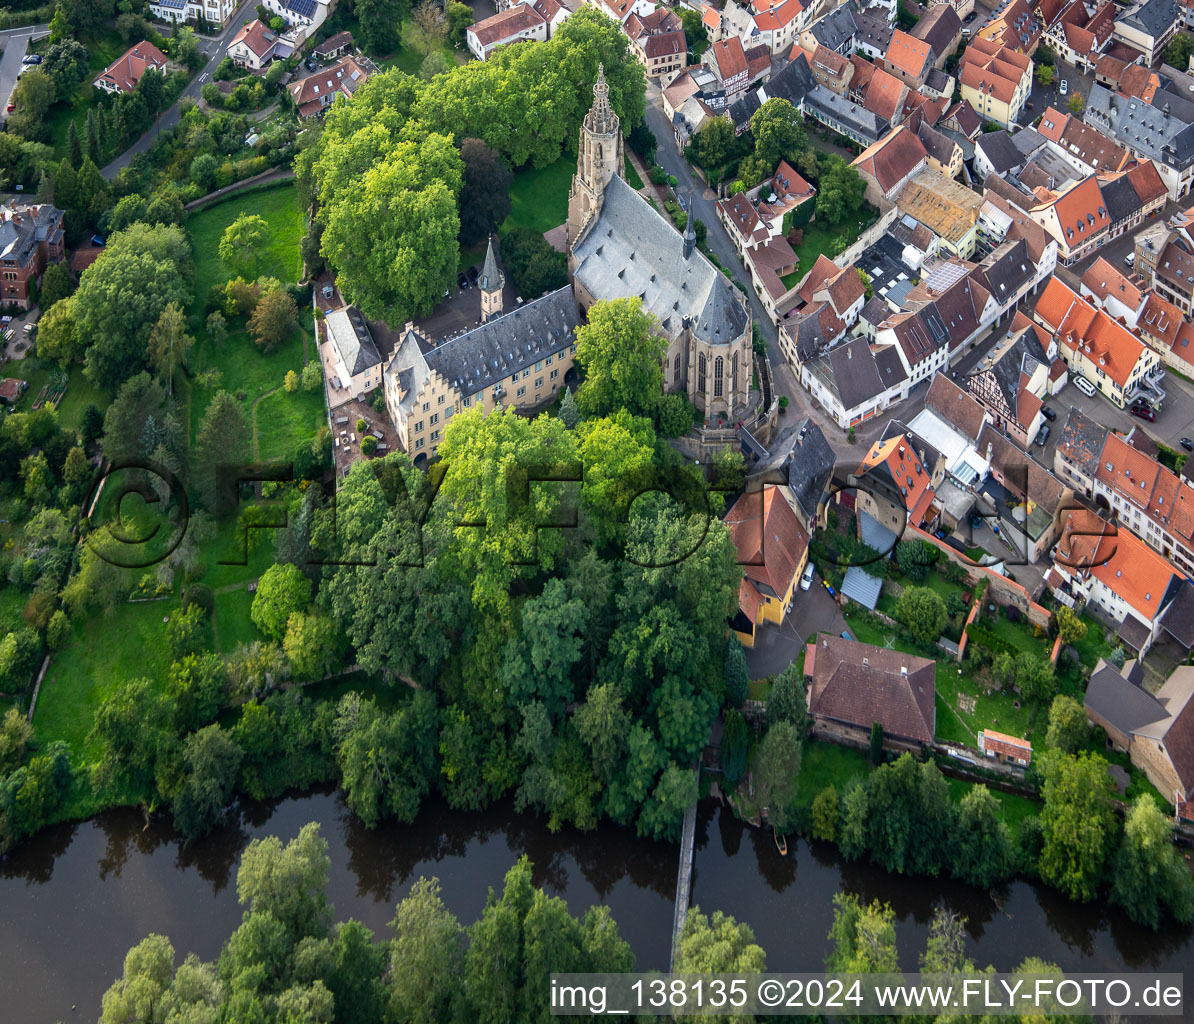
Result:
[897, 586, 947, 645]
[1038, 750, 1119, 902]
[218, 213, 270, 279]
[248, 285, 298, 353]
[1045, 694, 1089, 754]
[1111, 794, 1194, 928]
[457, 138, 512, 245]
[574, 298, 667, 419]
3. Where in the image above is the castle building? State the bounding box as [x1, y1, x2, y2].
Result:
[566, 65, 754, 421]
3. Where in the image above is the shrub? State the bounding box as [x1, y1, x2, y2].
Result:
[649, 165, 667, 185]
[667, 174, 679, 187]
[811, 785, 838, 841]
[182, 583, 215, 616]
[361, 435, 378, 456]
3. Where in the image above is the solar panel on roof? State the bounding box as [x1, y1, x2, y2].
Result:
[286, 0, 318, 17]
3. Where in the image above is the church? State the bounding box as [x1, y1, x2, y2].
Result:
[567, 65, 755, 422]
[381, 66, 756, 462]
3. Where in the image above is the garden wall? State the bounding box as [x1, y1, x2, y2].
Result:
[905, 524, 1052, 630]
[831, 200, 899, 269]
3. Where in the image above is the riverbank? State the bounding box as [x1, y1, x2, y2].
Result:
[3, 788, 1190, 1024]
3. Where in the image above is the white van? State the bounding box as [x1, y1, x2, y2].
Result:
[800, 562, 816, 591]
[1074, 376, 1096, 397]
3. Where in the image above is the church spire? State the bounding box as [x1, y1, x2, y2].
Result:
[585, 63, 617, 136]
[479, 235, 504, 322]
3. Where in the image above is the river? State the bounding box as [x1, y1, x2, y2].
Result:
[1, 790, 1190, 1023]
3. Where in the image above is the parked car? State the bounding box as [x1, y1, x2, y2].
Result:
[1074, 376, 1096, 397]
[22, 54, 41, 64]
[1042, 406, 1056, 421]
[457, 273, 468, 289]
[800, 562, 815, 591]
[467, 266, 479, 284]
[1182, 438, 1194, 452]
[1130, 405, 1156, 421]
[1060, 80, 1069, 95]
[840, 629, 854, 641]
[1035, 424, 1050, 446]
[1125, 251, 1136, 267]
[5, 104, 13, 113]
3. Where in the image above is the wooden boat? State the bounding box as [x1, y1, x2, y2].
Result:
[773, 827, 788, 855]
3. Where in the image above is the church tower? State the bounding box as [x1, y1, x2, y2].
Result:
[479, 235, 503, 322]
[566, 64, 625, 250]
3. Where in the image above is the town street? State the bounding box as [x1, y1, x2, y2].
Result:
[102, 0, 260, 179]
[0, 23, 48, 118]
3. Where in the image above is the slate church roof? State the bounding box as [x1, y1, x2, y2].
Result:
[571, 175, 748, 346]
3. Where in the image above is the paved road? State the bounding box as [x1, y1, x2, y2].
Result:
[101, 0, 259, 179]
[0, 23, 47, 118]
[745, 581, 845, 679]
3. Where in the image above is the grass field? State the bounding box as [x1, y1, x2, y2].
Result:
[187, 184, 305, 306]
[781, 206, 879, 286]
[212, 587, 262, 655]
[501, 157, 573, 234]
[945, 777, 1040, 828]
[196, 516, 277, 591]
[794, 742, 871, 807]
[256, 385, 326, 461]
[624, 158, 644, 190]
[34, 601, 174, 759]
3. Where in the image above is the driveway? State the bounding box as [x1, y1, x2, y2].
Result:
[0, 23, 46, 116]
[743, 582, 845, 680]
[102, 0, 259, 179]
[1043, 371, 1194, 458]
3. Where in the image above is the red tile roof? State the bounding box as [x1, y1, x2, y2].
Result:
[885, 29, 932, 78]
[1081, 256, 1142, 309]
[726, 486, 810, 621]
[710, 36, 748, 82]
[230, 20, 277, 60]
[95, 40, 167, 93]
[469, 5, 546, 46]
[980, 729, 1032, 759]
[1055, 509, 1182, 622]
[809, 634, 936, 744]
[1034, 278, 1148, 389]
[851, 124, 928, 195]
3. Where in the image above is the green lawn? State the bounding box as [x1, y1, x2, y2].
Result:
[935, 658, 1037, 743]
[375, 22, 461, 76]
[945, 777, 1040, 828]
[188, 324, 310, 446]
[0, 586, 26, 639]
[187, 183, 305, 307]
[196, 516, 277, 592]
[794, 741, 872, 808]
[781, 206, 879, 286]
[985, 612, 1051, 659]
[256, 385, 325, 462]
[10, 361, 107, 434]
[624, 158, 644, 190]
[213, 586, 262, 655]
[1069, 614, 1114, 670]
[501, 157, 574, 235]
[33, 601, 174, 759]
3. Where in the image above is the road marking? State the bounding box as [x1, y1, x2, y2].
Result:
[199, 72, 209, 82]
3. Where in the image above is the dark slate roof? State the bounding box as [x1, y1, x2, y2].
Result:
[1100, 174, 1143, 225]
[572, 174, 749, 347]
[1163, 581, 1194, 646]
[881, 417, 942, 473]
[1086, 83, 1194, 172]
[326, 306, 382, 377]
[763, 55, 816, 107]
[805, 84, 888, 143]
[857, 233, 918, 302]
[791, 311, 828, 361]
[810, 5, 857, 51]
[828, 336, 887, 409]
[976, 130, 1024, 175]
[425, 285, 579, 397]
[1117, 0, 1179, 37]
[917, 119, 957, 166]
[854, 8, 894, 51]
[1056, 406, 1109, 477]
[728, 89, 762, 131]
[314, 30, 354, 55]
[859, 294, 892, 328]
[480, 237, 502, 292]
[1085, 659, 1168, 733]
[784, 417, 836, 522]
[875, 343, 909, 390]
[978, 238, 1033, 304]
[924, 67, 951, 95]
